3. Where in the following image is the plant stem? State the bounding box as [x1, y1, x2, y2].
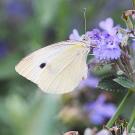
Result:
[132, 0, 135, 9]
[128, 107, 135, 132]
[106, 90, 132, 128]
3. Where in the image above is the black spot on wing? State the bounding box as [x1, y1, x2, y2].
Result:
[40, 63, 46, 69]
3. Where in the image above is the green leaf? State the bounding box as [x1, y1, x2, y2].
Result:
[34, 0, 62, 26]
[92, 64, 113, 76]
[113, 76, 135, 89]
[98, 75, 127, 92]
[21, 94, 61, 135]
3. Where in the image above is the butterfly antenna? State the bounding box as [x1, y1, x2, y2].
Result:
[83, 8, 87, 34]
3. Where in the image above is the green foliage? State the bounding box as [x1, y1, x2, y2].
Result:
[98, 75, 127, 92]
[92, 64, 113, 76]
[20, 94, 61, 135]
[0, 54, 19, 79]
[114, 76, 135, 89]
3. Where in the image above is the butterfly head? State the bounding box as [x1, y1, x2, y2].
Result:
[80, 34, 94, 49]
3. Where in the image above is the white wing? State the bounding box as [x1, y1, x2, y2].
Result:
[15, 41, 89, 94]
[15, 41, 73, 83]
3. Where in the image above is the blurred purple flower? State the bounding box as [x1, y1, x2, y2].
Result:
[4, 0, 30, 19]
[84, 94, 116, 125]
[69, 29, 82, 41]
[0, 40, 8, 58]
[79, 74, 99, 89]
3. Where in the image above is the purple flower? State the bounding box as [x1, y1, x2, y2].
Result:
[86, 29, 102, 45]
[79, 73, 99, 89]
[86, 18, 121, 61]
[4, 0, 31, 20]
[87, 29, 121, 60]
[0, 40, 8, 58]
[69, 19, 122, 61]
[99, 17, 117, 36]
[69, 29, 82, 41]
[84, 94, 116, 125]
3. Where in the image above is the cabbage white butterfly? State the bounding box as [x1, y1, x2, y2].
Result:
[15, 40, 91, 94]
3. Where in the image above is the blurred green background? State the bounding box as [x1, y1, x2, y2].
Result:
[0, 0, 134, 135]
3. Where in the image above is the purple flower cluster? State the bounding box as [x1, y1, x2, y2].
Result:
[79, 73, 100, 89]
[69, 18, 121, 61]
[87, 29, 121, 60]
[84, 94, 116, 125]
[69, 29, 82, 41]
[4, 0, 31, 21]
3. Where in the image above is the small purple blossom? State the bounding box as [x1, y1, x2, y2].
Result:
[86, 29, 102, 45]
[84, 94, 116, 125]
[69, 29, 82, 41]
[4, 0, 31, 20]
[79, 73, 99, 89]
[0, 40, 8, 58]
[99, 17, 117, 36]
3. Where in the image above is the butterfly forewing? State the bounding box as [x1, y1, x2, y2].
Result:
[15, 41, 89, 94]
[15, 41, 74, 83]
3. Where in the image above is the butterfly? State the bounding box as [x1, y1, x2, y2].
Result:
[15, 40, 91, 94]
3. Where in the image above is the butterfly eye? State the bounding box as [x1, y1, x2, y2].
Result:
[40, 63, 46, 69]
